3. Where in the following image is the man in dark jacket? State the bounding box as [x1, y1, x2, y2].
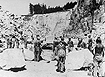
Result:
[33, 35, 45, 62]
[53, 37, 59, 56]
[88, 35, 93, 52]
[67, 38, 74, 52]
[93, 37, 105, 77]
[56, 36, 67, 73]
[16, 38, 20, 48]
[77, 38, 87, 49]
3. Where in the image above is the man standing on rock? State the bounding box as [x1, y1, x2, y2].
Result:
[92, 37, 105, 77]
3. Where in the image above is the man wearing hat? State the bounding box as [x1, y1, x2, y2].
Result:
[33, 35, 45, 62]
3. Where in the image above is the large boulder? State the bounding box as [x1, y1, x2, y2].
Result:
[22, 48, 34, 61]
[72, 38, 79, 45]
[41, 50, 54, 61]
[66, 49, 93, 69]
[0, 48, 25, 69]
[102, 61, 105, 76]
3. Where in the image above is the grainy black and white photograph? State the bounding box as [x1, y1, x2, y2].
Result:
[0, 0, 105, 77]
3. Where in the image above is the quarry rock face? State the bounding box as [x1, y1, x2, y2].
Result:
[23, 11, 71, 38]
[0, 6, 71, 39]
[0, 0, 105, 39]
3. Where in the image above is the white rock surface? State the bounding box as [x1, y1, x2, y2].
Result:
[22, 48, 34, 61]
[66, 49, 93, 69]
[0, 48, 25, 69]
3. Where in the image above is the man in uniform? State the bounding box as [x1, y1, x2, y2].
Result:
[9, 35, 13, 48]
[57, 36, 67, 53]
[53, 37, 59, 57]
[93, 37, 105, 77]
[56, 36, 67, 73]
[24, 36, 28, 49]
[88, 35, 93, 52]
[33, 35, 45, 62]
[67, 38, 74, 52]
[77, 38, 87, 50]
[11, 35, 16, 48]
[16, 37, 20, 48]
[7, 36, 10, 48]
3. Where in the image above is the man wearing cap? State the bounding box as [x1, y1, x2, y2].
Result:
[33, 35, 45, 62]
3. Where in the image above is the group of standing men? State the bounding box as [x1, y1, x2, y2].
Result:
[0, 33, 105, 75]
[53, 36, 74, 72]
[53, 35, 105, 75]
[7, 35, 20, 48]
[0, 34, 20, 49]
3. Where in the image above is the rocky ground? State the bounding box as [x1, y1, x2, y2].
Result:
[0, 62, 90, 77]
[0, 49, 92, 77]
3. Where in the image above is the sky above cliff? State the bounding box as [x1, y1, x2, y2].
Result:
[0, 0, 76, 15]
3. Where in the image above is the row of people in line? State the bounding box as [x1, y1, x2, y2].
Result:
[7, 35, 20, 48]
[0, 34, 20, 48]
[52, 36, 87, 72]
[0, 34, 34, 49]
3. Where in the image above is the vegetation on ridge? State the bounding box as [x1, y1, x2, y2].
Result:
[29, 2, 77, 14]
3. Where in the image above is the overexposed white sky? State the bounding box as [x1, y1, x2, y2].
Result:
[0, 0, 76, 15]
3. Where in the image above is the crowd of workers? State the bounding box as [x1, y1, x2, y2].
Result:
[52, 35, 105, 76]
[0, 34, 104, 76]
